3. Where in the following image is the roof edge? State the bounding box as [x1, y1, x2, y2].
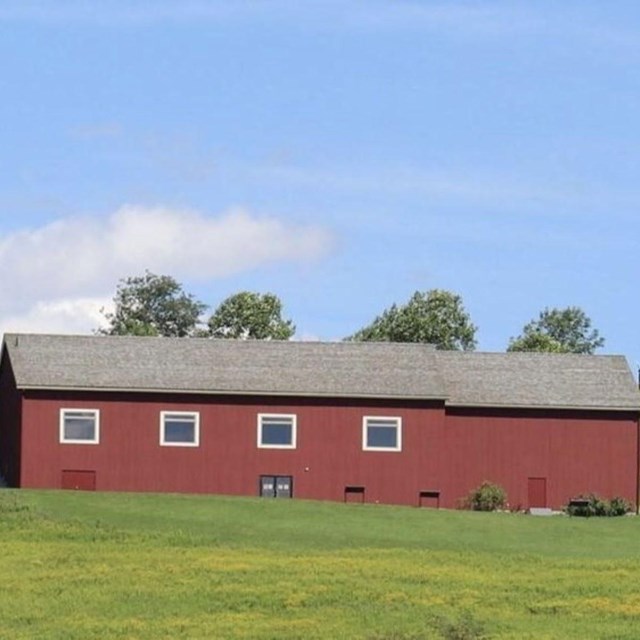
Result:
[445, 401, 640, 412]
[17, 384, 447, 402]
[17, 385, 640, 411]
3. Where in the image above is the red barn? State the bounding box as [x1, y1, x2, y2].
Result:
[1, 333, 638, 510]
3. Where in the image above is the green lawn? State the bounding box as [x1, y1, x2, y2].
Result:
[1, 490, 639, 639]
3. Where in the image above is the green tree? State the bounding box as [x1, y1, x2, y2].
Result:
[208, 291, 295, 340]
[347, 289, 477, 350]
[99, 271, 207, 337]
[506, 332, 569, 353]
[508, 306, 604, 354]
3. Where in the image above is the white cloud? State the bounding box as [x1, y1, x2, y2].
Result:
[0, 205, 333, 334]
[0, 297, 112, 337]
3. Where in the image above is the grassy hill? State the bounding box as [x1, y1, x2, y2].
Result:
[1, 490, 639, 639]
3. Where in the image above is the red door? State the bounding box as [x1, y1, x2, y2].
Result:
[344, 486, 365, 503]
[419, 491, 440, 508]
[528, 477, 547, 508]
[61, 470, 96, 491]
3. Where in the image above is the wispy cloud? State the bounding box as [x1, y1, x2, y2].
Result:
[0, 205, 333, 334]
[255, 165, 528, 203]
[0, 1, 539, 30]
[345, 2, 640, 55]
[0, 1, 515, 31]
[347, 2, 544, 36]
[0, 1, 276, 26]
[4, 0, 637, 56]
[252, 163, 640, 215]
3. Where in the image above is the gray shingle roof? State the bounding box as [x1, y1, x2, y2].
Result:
[2, 334, 444, 400]
[3, 333, 639, 411]
[435, 351, 640, 410]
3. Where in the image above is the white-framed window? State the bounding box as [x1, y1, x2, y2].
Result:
[60, 409, 100, 444]
[257, 414, 297, 449]
[160, 411, 200, 447]
[362, 416, 402, 452]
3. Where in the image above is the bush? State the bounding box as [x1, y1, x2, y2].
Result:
[609, 496, 633, 516]
[565, 494, 632, 517]
[463, 481, 507, 512]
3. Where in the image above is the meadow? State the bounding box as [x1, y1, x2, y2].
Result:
[0, 490, 639, 639]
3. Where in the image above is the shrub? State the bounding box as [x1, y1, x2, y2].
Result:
[609, 496, 633, 516]
[565, 494, 633, 517]
[463, 481, 507, 512]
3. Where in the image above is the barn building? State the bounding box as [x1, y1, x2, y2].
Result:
[0, 333, 639, 510]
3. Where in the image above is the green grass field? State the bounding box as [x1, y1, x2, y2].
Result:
[0, 490, 639, 639]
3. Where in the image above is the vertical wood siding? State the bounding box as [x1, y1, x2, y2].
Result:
[14, 390, 640, 510]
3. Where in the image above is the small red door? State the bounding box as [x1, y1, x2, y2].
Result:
[344, 486, 365, 503]
[61, 470, 96, 491]
[419, 491, 440, 508]
[528, 477, 547, 508]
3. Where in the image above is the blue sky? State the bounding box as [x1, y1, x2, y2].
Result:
[0, 1, 639, 367]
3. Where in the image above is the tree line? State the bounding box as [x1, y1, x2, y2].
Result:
[98, 271, 605, 354]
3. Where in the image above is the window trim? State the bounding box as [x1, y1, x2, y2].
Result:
[362, 416, 402, 452]
[160, 411, 200, 447]
[59, 408, 100, 445]
[257, 413, 297, 449]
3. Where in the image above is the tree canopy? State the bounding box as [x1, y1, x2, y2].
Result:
[347, 289, 477, 350]
[507, 306, 604, 354]
[207, 291, 295, 340]
[99, 272, 207, 337]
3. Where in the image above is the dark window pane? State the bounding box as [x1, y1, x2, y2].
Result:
[164, 420, 195, 443]
[64, 417, 96, 441]
[367, 425, 397, 448]
[262, 422, 293, 446]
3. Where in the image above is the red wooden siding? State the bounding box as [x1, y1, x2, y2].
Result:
[19, 391, 446, 506]
[15, 390, 639, 510]
[445, 408, 638, 510]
